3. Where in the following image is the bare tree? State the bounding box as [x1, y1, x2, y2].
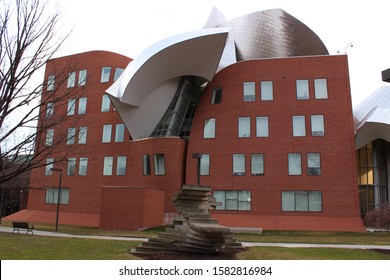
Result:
[0, 0, 83, 187]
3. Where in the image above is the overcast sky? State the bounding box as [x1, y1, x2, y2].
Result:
[53, 0, 390, 106]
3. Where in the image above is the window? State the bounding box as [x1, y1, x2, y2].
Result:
[67, 72, 76, 88]
[211, 86, 222, 104]
[103, 156, 113, 176]
[293, 116, 306, 137]
[101, 67, 111, 82]
[67, 99, 76, 115]
[233, 154, 245, 176]
[78, 70, 87, 86]
[311, 115, 325, 136]
[45, 129, 54, 146]
[256, 116, 269, 137]
[102, 125, 112, 143]
[238, 117, 250, 138]
[47, 75, 55, 91]
[200, 154, 210, 176]
[154, 154, 166, 175]
[78, 127, 87, 144]
[113, 68, 124, 81]
[45, 158, 54, 175]
[314, 79, 328, 99]
[45, 188, 69, 204]
[143, 154, 151, 176]
[79, 157, 88, 176]
[307, 153, 321, 176]
[296, 79, 309, 100]
[251, 154, 264, 175]
[101, 95, 111, 112]
[282, 191, 322, 212]
[67, 128, 76, 145]
[67, 158, 76, 176]
[46, 102, 54, 117]
[261, 81, 273, 101]
[288, 153, 301, 175]
[116, 156, 127, 176]
[115, 124, 125, 142]
[213, 190, 251, 211]
[243, 82, 255, 101]
[78, 97, 87, 114]
[203, 118, 216, 138]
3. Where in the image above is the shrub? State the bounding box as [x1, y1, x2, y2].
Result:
[363, 204, 390, 229]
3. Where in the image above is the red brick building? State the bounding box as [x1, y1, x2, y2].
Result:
[186, 56, 363, 231]
[6, 9, 365, 231]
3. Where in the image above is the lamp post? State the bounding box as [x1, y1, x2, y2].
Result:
[192, 153, 202, 186]
[50, 168, 62, 231]
[344, 43, 353, 54]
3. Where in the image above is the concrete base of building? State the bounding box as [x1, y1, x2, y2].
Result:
[212, 213, 366, 232]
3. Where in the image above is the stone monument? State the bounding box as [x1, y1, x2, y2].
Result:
[131, 184, 244, 257]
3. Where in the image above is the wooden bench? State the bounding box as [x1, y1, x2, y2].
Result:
[12, 221, 34, 235]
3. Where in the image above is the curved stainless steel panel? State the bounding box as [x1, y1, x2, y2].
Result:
[216, 9, 329, 60]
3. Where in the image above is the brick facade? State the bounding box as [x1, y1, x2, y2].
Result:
[9, 52, 364, 232]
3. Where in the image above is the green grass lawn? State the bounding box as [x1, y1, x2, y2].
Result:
[238, 246, 390, 260]
[0, 233, 141, 260]
[1, 222, 390, 260]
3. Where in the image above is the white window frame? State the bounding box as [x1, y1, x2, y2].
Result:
[143, 154, 151, 176]
[67, 128, 76, 145]
[243, 82, 256, 102]
[251, 153, 264, 176]
[67, 99, 76, 116]
[293, 116, 306, 137]
[46, 102, 54, 118]
[79, 157, 88, 176]
[213, 190, 251, 211]
[288, 153, 302, 175]
[67, 158, 76, 176]
[67, 71, 76, 88]
[203, 118, 216, 138]
[45, 129, 54, 146]
[256, 116, 269, 137]
[78, 97, 87, 115]
[78, 70, 87, 86]
[102, 124, 112, 143]
[238, 117, 251, 138]
[282, 191, 322, 212]
[116, 156, 127, 176]
[47, 75, 55, 91]
[311, 115, 325, 136]
[154, 154, 166, 175]
[45, 187, 69, 204]
[233, 154, 246, 176]
[78, 126, 87, 144]
[101, 67, 111, 83]
[45, 158, 54, 175]
[113, 68, 124, 81]
[211, 86, 222, 104]
[307, 153, 321, 176]
[314, 79, 328, 99]
[200, 154, 210, 176]
[115, 124, 125, 142]
[296, 79, 309, 100]
[260, 81, 273, 101]
[101, 95, 111, 112]
[103, 156, 113, 176]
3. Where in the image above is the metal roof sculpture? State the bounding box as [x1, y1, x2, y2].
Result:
[354, 86, 390, 149]
[107, 8, 329, 140]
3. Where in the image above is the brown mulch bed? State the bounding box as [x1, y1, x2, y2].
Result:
[370, 249, 390, 256]
[132, 248, 246, 260]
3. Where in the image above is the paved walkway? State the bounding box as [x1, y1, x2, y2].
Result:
[2, 225, 390, 250]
